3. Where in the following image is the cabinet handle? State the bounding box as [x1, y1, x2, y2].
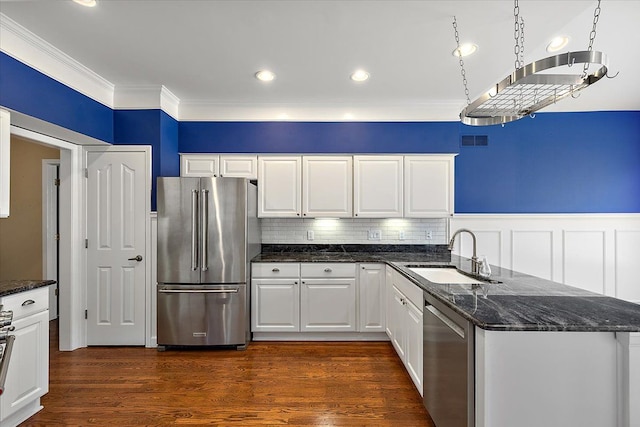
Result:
[355, 214, 358, 217]
[294, 281, 298, 284]
[297, 213, 300, 216]
[302, 281, 305, 284]
[324, 268, 332, 273]
[22, 299, 36, 306]
[272, 268, 280, 272]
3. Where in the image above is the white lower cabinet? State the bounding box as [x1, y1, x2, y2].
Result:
[251, 279, 300, 332]
[358, 264, 386, 332]
[300, 278, 356, 332]
[386, 271, 423, 395]
[0, 287, 50, 427]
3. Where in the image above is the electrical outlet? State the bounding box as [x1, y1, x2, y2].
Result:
[368, 230, 382, 240]
[398, 230, 405, 240]
[426, 230, 433, 240]
[307, 230, 314, 241]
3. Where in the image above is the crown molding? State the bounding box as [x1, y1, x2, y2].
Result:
[178, 101, 463, 122]
[114, 85, 180, 120]
[0, 13, 114, 108]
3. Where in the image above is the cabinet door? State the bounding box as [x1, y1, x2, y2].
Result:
[0, 108, 9, 218]
[0, 310, 49, 421]
[302, 156, 353, 218]
[405, 299, 424, 395]
[251, 279, 300, 332]
[358, 264, 386, 332]
[404, 155, 454, 217]
[220, 155, 258, 179]
[385, 266, 394, 338]
[353, 156, 403, 218]
[258, 156, 302, 217]
[300, 279, 357, 332]
[180, 154, 219, 177]
[389, 285, 406, 359]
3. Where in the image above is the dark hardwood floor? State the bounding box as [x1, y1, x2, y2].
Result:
[22, 321, 434, 426]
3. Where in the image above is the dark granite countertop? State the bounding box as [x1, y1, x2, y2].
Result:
[0, 280, 56, 298]
[252, 244, 640, 332]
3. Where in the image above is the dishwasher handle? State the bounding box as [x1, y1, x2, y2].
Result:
[425, 302, 465, 339]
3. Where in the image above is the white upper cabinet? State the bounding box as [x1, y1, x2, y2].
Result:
[219, 155, 257, 179]
[180, 154, 219, 177]
[0, 108, 10, 218]
[404, 155, 455, 217]
[302, 156, 353, 218]
[258, 156, 302, 218]
[353, 155, 403, 218]
[180, 154, 257, 178]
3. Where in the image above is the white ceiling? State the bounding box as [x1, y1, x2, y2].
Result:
[0, 0, 638, 121]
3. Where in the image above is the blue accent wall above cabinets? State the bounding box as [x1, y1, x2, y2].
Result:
[178, 121, 460, 153]
[455, 111, 640, 213]
[0, 52, 114, 143]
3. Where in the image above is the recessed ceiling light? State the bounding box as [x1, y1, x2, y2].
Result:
[73, 0, 97, 7]
[546, 36, 570, 52]
[255, 70, 276, 82]
[350, 70, 369, 82]
[452, 43, 478, 57]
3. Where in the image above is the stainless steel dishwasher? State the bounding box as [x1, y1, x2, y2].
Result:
[423, 291, 475, 427]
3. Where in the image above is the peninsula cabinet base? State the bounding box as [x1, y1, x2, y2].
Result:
[475, 330, 640, 427]
[252, 332, 389, 341]
[0, 399, 43, 427]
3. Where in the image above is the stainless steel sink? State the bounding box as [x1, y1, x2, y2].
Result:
[409, 267, 487, 285]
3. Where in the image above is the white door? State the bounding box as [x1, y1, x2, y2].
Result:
[86, 147, 150, 345]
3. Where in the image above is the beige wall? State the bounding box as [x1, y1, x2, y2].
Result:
[0, 136, 60, 280]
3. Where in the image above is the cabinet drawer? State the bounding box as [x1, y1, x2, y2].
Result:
[392, 271, 423, 310]
[301, 263, 356, 278]
[0, 286, 49, 321]
[252, 263, 300, 278]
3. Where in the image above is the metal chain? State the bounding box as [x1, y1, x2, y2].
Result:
[453, 16, 471, 105]
[519, 17, 525, 68]
[513, 0, 521, 70]
[582, 0, 602, 79]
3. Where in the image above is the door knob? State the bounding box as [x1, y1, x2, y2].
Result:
[128, 255, 143, 262]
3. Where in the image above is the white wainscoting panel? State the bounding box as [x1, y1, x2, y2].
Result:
[450, 215, 640, 303]
[512, 230, 553, 281]
[615, 230, 640, 303]
[563, 231, 606, 295]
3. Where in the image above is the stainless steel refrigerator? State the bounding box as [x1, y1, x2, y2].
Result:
[156, 177, 260, 349]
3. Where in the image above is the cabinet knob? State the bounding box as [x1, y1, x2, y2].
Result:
[324, 268, 332, 272]
[272, 268, 280, 272]
[302, 281, 305, 284]
[297, 213, 300, 216]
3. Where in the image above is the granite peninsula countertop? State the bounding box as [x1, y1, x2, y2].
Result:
[0, 279, 56, 298]
[252, 244, 640, 332]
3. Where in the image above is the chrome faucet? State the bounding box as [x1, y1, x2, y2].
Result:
[448, 228, 480, 275]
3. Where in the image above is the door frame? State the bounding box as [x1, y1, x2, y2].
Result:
[83, 145, 152, 347]
[10, 125, 86, 350]
[42, 159, 60, 320]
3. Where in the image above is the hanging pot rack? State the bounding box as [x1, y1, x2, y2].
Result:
[454, 0, 611, 126]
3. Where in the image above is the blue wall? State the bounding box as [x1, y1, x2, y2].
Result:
[2, 54, 639, 213]
[113, 110, 179, 210]
[0, 52, 114, 142]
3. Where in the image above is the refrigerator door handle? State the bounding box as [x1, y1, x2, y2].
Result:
[191, 189, 199, 271]
[201, 188, 209, 271]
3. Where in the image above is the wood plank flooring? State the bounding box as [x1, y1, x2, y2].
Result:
[23, 321, 435, 426]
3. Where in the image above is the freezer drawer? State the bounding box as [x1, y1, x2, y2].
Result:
[157, 284, 246, 347]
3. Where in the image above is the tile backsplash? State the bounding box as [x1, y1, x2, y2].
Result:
[261, 218, 448, 245]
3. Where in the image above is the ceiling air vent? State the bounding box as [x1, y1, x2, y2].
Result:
[461, 135, 488, 147]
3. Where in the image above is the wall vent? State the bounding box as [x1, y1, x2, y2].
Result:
[461, 135, 488, 147]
